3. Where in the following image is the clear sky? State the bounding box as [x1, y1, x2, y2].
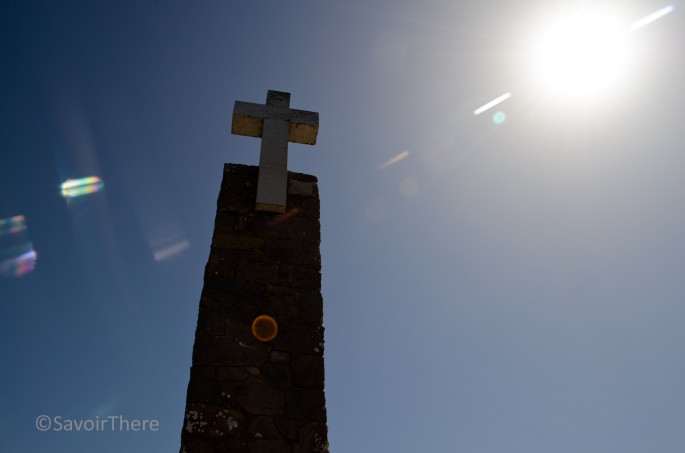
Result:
[2, 1, 685, 451]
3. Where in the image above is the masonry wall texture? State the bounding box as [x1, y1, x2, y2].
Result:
[180, 164, 329, 453]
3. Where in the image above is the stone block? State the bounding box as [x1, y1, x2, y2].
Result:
[273, 323, 324, 356]
[212, 231, 264, 250]
[270, 351, 290, 363]
[197, 305, 225, 335]
[247, 416, 282, 439]
[186, 366, 217, 403]
[294, 291, 323, 324]
[286, 389, 327, 422]
[217, 367, 248, 382]
[274, 416, 299, 441]
[295, 422, 329, 453]
[182, 436, 215, 453]
[184, 404, 246, 439]
[192, 336, 269, 367]
[204, 252, 236, 280]
[246, 439, 291, 453]
[292, 355, 325, 389]
[216, 439, 248, 452]
[287, 179, 316, 196]
[202, 277, 264, 301]
[236, 260, 279, 285]
[260, 361, 293, 391]
[236, 381, 286, 415]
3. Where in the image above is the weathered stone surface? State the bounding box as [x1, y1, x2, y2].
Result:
[270, 351, 290, 363]
[245, 216, 289, 239]
[217, 382, 236, 406]
[204, 252, 236, 279]
[193, 336, 269, 366]
[236, 260, 279, 285]
[292, 356, 325, 389]
[216, 439, 248, 452]
[202, 277, 264, 300]
[273, 323, 324, 356]
[216, 367, 248, 382]
[212, 232, 264, 250]
[186, 366, 217, 403]
[181, 164, 327, 453]
[247, 416, 282, 439]
[286, 390, 327, 422]
[246, 439, 291, 453]
[295, 422, 329, 453]
[261, 243, 296, 262]
[287, 179, 316, 196]
[278, 265, 321, 290]
[184, 404, 246, 439]
[287, 217, 320, 241]
[236, 381, 286, 415]
[197, 305, 224, 335]
[295, 292, 324, 324]
[182, 436, 215, 453]
[260, 361, 293, 390]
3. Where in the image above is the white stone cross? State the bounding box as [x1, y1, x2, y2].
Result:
[231, 90, 319, 213]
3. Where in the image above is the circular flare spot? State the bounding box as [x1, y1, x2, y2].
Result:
[493, 111, 507, 125]
[251, 315, 278, 342]
[399, 177, 419, 197]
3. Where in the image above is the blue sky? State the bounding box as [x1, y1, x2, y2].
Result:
[2, 0, 685, 451]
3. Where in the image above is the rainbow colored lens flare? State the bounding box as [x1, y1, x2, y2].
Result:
[0, 245, 37, 278]
[0, 215, 28, 235]
[61, 176, 104, 198]
[0, 215, 37, 278]
[251, 315, 278, 342]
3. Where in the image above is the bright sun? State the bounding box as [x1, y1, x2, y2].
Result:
[530, 8, 632, 100]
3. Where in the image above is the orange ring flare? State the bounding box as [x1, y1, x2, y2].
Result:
[251, 315, 278, 342]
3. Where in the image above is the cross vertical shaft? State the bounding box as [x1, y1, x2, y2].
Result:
[257, 117, 289, 211]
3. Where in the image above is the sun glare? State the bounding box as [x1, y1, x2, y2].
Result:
[529, 8, 632, 101]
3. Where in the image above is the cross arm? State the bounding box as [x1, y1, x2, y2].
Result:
[232, 102, 319, 145]
[288, 109, 319, 145]
[231, 101, 269, 138]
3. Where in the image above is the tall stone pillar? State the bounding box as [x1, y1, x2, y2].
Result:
[180, 164, 329, 453]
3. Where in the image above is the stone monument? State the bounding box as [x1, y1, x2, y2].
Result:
[180, 91, 329, 452]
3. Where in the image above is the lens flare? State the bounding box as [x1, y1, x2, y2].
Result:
[147, 224, 191, 262]
[153, 240, 190, 262]
[251, 315, 278, 342]
[493, 111, 507, 125]
[378, 150, 410, 170]
[267, 208, 299, 227]
[61, 176, 104, 198]
[474, 92, 512, 116]
[629, 5, 675, 31]
[0, 245, 37, 278]
[0, 215, 28, 235]
[399, 177, 419, 197]
[0, 216, 37, 278]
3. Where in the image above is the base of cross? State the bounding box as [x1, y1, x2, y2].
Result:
[180, 164, 329, 453]
[256, 201, 287, 214]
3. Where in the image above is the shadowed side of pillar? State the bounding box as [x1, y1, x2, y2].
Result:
[180, 164, 328, 453]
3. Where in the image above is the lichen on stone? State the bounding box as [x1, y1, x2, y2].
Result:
[226, 417, 239, 431]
